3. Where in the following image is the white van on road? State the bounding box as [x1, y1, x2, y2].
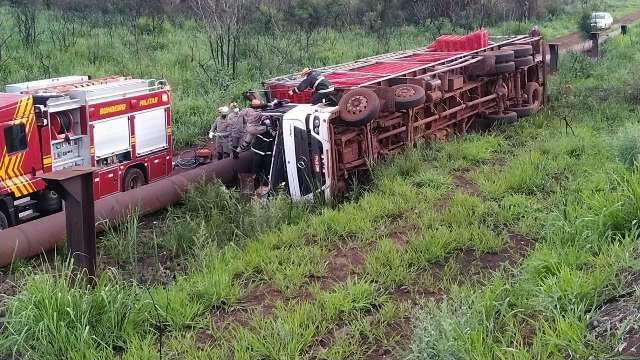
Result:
[591, 12, 614, 30]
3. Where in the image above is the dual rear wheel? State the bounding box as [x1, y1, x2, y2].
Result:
[337, 84, 426, 127]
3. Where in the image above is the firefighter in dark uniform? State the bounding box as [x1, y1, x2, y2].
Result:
[288, 67, 335, 105]
[239, 99, 274, 195]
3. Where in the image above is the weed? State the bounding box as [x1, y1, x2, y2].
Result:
[0, 266, 153, 359]
[614, 123, 640, 168]
[101, 209, 140, 266]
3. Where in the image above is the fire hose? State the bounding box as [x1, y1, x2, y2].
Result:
[0, 152, 253, 267]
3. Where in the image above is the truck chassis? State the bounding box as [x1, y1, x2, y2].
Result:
[261, 33, 546, 198]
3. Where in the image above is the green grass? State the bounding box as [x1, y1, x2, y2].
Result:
[5, 9, 640, 360]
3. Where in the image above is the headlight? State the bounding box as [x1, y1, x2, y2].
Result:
[314, 126, 320, 135]
[313, 117, 321, 127]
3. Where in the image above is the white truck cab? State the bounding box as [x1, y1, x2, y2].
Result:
[266, 103, 335, 200]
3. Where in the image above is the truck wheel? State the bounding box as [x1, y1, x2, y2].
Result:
[526, 82, 542, 106]
[508, 104, 541, 118]
[0, 211, 8, 230]
[494, 62, 516, 74]
[514, 56, 534, 68]
[485, 111, 518, 126]
[123, 168, 146, 191]
[502, 45, 533, 58]
[484, 50, 515, 64]
[338, 88, 381, 127]
[469, 54, 496, 76]
[391, 84, 426, 110]
[38, 190, 62, 214]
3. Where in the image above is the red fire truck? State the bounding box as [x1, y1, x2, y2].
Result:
[249, 31, 546, 200]
[0, 76, 173, 229]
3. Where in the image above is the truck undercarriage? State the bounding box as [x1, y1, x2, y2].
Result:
[257, 32, 546, 199]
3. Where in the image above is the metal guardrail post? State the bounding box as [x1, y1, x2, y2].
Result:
[40, 167, 97, 280]
[549, 43, 560, 73]
[622, 24, 629, 36]
[590, 32, 600, 58]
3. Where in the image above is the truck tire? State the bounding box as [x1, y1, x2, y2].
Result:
[484, 50, 514, 64]
[469, 54, 496, 76]
[123, 168, 146, 191]
[338, 88, 381, 127]
[494, 62, 516, 74]
[38, 190, 62, 214]
[391, 84, 426, 110]
[485, 111, 518, 126]
[508, 104, 541, 118]
[0, 211, 8, 230]
[526, 82, 542, 106]
[502, 45, 533, 58]
[514, 56, 534, 68]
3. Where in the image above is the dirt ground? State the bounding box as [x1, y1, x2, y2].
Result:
[551, 10, 640, 50]
[589, 270, 640, 356]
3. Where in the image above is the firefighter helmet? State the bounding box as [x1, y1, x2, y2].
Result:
[218, 106, 230, 116]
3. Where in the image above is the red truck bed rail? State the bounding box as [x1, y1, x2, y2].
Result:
[264, 32, 539, 103]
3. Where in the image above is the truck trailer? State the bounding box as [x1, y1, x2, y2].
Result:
[248, 31, 546, 200]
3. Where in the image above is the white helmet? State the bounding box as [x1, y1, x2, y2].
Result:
[218, 106, 230, 116]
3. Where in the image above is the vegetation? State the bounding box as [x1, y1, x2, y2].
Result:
[0, 0, 637, 146]
[3, 26, 640, 358]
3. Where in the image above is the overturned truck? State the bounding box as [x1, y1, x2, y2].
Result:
[249, 31, 546, 200]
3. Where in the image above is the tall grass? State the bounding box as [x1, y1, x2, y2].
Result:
[101, 209, 140, 266]
[4, 7, 640, 360]
[0, 265, 154, 359]
[409, 25, 640, 359]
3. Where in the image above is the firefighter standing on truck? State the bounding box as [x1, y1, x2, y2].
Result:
[288, 67, 335, 105]
[228, 102, 244, 160]
[209, 106, 231, 160]
[239, 99, 273, 194]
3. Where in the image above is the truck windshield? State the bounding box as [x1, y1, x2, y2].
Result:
[592, 13, 606, 20]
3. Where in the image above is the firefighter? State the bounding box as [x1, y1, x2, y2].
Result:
[238, 99, 273, 195]
[288, 67, 335, 105]
[529, 26, 541, 38]
[228, 102, 244, 160]
[209, 106, 231, 160]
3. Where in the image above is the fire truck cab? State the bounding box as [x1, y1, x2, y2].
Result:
[0, 76, 173, 229]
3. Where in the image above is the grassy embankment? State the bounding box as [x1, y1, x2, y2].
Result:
[3, 23, 640, 359]
[0, 0, 638, 147]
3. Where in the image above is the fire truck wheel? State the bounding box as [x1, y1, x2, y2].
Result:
[502, 45, 534, 58]
[391, 84, 426, 110]
[494, 62, 516, 74]
[123, 168, 146, 191]
[484, 111, 518, 126]
[38, 190, 62, 214]
[469, 54, 496, 76]
[526, 82, 542, 106]
[514, 56, 534, 68]
[508, 104, 540, 118]
[0, 211, 7, 230]
[338, 88, 381, 127]
[484, 50, 515, 64]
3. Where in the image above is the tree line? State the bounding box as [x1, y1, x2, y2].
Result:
[0, 0, 607, 80]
